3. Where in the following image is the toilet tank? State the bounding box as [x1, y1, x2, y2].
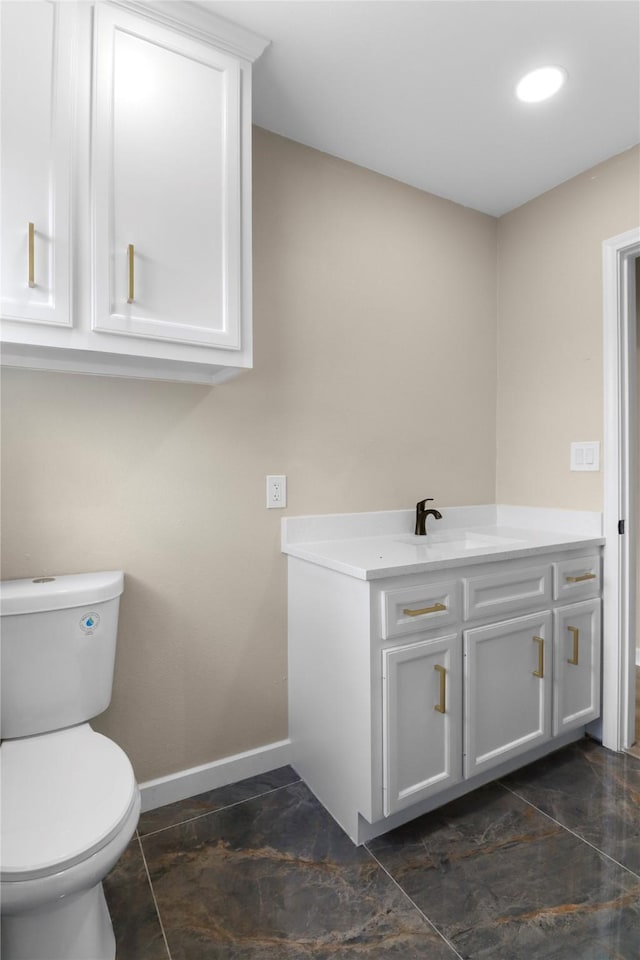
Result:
[0, 571, 124, 739]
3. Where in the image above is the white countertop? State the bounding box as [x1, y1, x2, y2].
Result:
[282, 506, 604, 581]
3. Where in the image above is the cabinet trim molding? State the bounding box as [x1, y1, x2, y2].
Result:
[107, 0, 270, 62]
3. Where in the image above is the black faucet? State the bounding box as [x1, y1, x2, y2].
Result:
[415, 498, 442, 536]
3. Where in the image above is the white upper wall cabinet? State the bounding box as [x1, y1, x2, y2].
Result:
[93, 5, 241, 349]
[0, 1, 268, 384]
[0, 1, 75, 329]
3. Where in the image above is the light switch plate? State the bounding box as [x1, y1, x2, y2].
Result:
[570, 441, 600, 471]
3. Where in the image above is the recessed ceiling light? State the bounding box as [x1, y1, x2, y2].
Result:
[516, 66, 567, 103]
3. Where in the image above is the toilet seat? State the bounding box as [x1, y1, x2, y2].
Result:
[1, 724, 137, 882]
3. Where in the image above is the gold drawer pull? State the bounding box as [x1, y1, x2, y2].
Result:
[127, 244, 135, 303]
[403, 602, 446, 617]
[567, 626, 579, 665]
[565, 573, 596, 583]
[533, 636, 544, 678]
[28, 222, 35, 287]
[434, 664, 446, 714]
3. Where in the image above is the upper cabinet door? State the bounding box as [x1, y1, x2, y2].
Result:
[92, 4, 242, 349]
[1, 1, 74, 328]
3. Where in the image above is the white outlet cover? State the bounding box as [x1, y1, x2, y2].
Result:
[266, 475, 287, 508]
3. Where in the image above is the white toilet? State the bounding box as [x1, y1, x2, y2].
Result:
[0, 571, 140, 960]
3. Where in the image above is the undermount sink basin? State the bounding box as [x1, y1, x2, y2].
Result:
[393, 531, 524, 552]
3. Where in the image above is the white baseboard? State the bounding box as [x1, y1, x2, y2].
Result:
[138, 738, 293, 813]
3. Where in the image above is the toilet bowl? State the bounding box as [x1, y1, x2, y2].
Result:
[0, 571, 139, 960]
[1, 724, 140, 960]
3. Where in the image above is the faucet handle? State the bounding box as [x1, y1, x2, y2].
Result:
[416, 498, 434, 511]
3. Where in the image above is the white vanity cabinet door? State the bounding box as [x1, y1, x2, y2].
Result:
[553, 599, 601, 735]
[382, 633, 462, 816]
[0, 1, 74, 328]
[92, 4, 242, 350]
[464, 611, 552, 778]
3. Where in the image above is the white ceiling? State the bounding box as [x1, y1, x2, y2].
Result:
[201, 0, 640, 216]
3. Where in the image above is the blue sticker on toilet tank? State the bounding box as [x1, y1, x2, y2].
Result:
[80, 611, 100, 635]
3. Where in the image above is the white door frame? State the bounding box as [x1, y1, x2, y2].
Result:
[602, 227, 639, 751]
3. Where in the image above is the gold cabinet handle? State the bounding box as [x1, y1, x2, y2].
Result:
[532, 636, 544, 678]
[434, 664, 446, 713]
[565, 573, 596, 583]
[127, 244, 135, 303]
[567, 626, 579, 665]
[28, 222, 35, 287]
[402, 602, 447, 617]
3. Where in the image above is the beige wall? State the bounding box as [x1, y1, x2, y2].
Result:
[0, 129, 498, 781]
[496, 146, 640, 510]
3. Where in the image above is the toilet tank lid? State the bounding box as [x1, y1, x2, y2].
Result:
[0, 571, 124, 616]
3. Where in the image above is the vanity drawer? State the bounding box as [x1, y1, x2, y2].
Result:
[381, 580, 459, 639]
[553, 555, 601, 602]
[463, 565, 552, 622]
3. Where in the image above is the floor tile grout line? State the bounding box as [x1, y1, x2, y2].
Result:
[139, 778, 303, 839]
[497, 781, 640, 882]
[135, 830, 173, 960]
[364, 843, 466, 960]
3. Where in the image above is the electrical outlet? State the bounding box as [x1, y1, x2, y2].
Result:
[266, 475, 287, 509]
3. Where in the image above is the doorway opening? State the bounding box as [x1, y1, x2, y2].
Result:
[602, 228, 640, 754]
[631, 257, 640, 760]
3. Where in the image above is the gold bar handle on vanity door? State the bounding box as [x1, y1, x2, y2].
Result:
[565, 573, 596, 583]
[403, 602, 447, 617]
[434, 665, 446, 714]
[567, 626, 579, 665]
[532, 636, 544, 679]
[28, 222, 35, 287]
[127, 244, 135, 303]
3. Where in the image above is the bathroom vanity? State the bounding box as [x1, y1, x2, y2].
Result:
[283, 507, 604, 844]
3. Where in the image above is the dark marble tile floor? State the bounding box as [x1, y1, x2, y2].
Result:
[104, 740, 640, 960]
[136, 765, 301, 837]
